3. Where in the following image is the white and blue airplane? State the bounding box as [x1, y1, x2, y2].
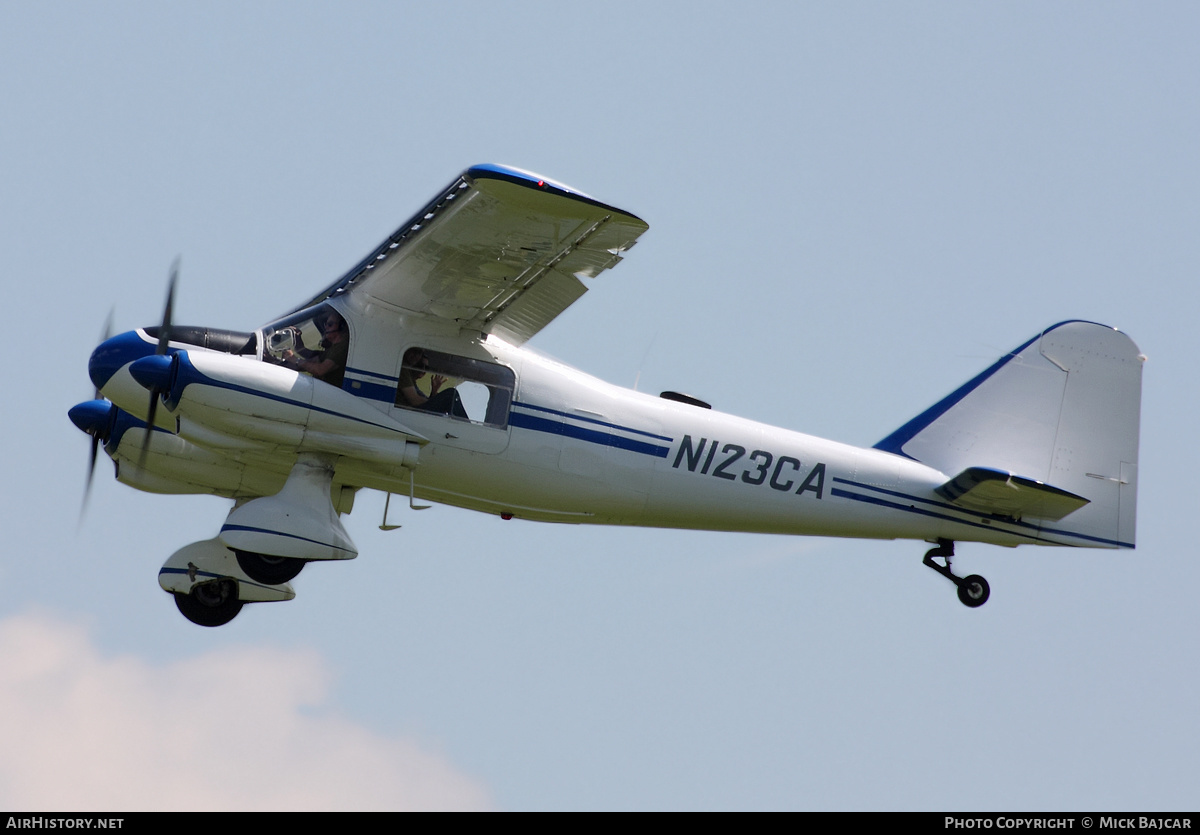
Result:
[70, 165, 1144, 626]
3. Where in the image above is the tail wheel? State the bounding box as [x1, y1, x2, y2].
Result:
[924, 540, 991, 609]
[957, 574, 991, 608]
[175, 579, 243, 627]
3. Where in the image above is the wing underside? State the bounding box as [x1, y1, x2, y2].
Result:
[295, 165, 648, 345]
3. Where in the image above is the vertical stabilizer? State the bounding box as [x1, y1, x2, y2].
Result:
[875, 321, 1143, 547]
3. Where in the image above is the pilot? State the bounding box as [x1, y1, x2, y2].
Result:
[286, 309, 349, 388]
[398, 348, 467, 418]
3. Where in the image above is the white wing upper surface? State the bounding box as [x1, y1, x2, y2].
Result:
[295, 165, 648, 345]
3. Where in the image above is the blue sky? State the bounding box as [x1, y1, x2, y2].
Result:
[2, 2, 1197, 810]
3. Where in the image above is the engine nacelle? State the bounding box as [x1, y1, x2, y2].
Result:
[101, 411, 287, 497]
[132, 350, 424, 469]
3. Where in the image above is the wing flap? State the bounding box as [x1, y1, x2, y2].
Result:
[486, 268, 589, 345]
[936, 466, 1090, 521]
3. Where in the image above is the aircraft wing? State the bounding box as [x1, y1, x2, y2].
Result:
[293, 165, 648, 345]
[935, 467, 1090, 522]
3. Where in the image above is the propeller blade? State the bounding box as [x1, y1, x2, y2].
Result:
[72, 399, 115, 526]
[81, 434, 100, 523]
[139, 388, 160, 471]
[156, 258, 179, 355]
[94, 307, 112, 400]
[142, 257, 180, 468]
[81, 307, 116, 524]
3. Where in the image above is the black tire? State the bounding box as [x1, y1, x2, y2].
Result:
[957, 574, 991, 608]
[236, 550, 306, 585]
[175, 579, 243, 627]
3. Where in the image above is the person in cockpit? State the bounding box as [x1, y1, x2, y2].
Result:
[283, 309, 349, 388]
[397, 347, 468, 418]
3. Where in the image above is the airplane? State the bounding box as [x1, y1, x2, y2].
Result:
[69, 164, 1144, 627]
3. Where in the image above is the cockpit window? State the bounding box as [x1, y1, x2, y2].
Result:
[261, 304, 350, 388]
[395, 348, 514, 428]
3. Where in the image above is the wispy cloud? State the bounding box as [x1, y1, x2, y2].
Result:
[0, 613, 495, 811]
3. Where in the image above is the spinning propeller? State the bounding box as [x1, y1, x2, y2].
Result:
[70, 310, 115, 519]
[72, 260, 182, 519]
[139, 258, 180, 468]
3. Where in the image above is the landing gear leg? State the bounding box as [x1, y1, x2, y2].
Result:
[922, 539, 990, 608]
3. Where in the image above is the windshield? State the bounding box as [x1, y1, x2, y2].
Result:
[260, 303, 350, 388]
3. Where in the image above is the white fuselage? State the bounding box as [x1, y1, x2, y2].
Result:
[393, 341, 1015, 545]
[94, 301, 1085, 551]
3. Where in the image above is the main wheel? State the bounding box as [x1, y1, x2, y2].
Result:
[236, 550, 306, 585]
[957, 574, 991, 608]
[175, 579, 243, 627]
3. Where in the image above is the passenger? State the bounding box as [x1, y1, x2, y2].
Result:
[398, 348, 467, 418]
[285, 310, 349, 388]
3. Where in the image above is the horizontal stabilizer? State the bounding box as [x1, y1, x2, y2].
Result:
[936, 467, 1090, 522]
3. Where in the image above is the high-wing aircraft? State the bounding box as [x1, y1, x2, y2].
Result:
[70, 164, 1144, 626]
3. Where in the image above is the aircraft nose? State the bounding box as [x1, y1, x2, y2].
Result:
[89, 330, 157, 392]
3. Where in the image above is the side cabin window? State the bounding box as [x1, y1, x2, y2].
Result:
[395, 348, 515, 428]
[260, 304, 350, 389]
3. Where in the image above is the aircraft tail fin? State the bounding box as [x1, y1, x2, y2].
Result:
[874, 321, 1143, 548]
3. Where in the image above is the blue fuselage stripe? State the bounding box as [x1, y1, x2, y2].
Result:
[345, 365, 398, 382]
[511, 402, 672, 442]
[508, 411, 670, 458]
[344, 379, 396, 403]
[831, 476, 1131, 548]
